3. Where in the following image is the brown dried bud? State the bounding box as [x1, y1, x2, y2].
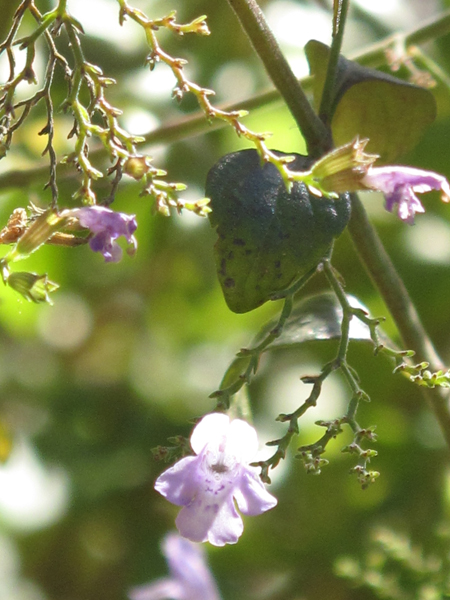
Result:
[0, 208, 28, 244]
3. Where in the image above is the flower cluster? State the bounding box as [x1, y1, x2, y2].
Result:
[129, 533, 222, 600]
[154, 413, 277, 546]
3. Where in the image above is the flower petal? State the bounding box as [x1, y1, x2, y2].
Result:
[89, 232, 123, 262]
[176, 495, 243, 546]
[361, 165, 448, 223]
[163, 534, 222, 599]
[77, 206, 137, 238]
[206, 497, 244, 546]
[233, 468, 278, 515]
[71, 206, 138, 262]
[363, 166, 448, 194]
[128, 533, 222, 600]
[156, 414, 278, 547]
[173, 453, 236, 544]
[226, 419, 258, 463]
[129, 579, 184, 600]
[154, 456, 200, 506]
[190, 413, 230, 455]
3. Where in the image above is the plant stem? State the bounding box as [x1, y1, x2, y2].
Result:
[347, 193, 450, 449]
[348, 195, 441, 366]
[319, 0, 350, 124]
[226, 0, 330, 157]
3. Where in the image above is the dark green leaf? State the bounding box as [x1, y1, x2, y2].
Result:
[206, 149, 351, 313]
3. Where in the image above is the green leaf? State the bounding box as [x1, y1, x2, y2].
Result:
[305, 40, 436, 162]
[219, 355, 252, 390]
[206, 150, 351, 313]
[252, 292, 376, 351]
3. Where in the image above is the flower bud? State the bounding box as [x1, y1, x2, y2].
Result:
[124, 155, 152, 180]
[7, 271, 59, 304]
[310, 138, 378, 194]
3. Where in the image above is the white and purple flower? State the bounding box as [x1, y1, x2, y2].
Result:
[73, 206, 137, 262]
[362, 166, 450, 224]
[129, 533, 222, 600]
[308, 139, 450, 223]
[154, 413, 277, 547]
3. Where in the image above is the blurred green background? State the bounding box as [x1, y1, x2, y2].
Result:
[1, 0, 450, 599]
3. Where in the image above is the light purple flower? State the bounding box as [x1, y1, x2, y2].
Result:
[154, 413, 277, 547]
[129, 533, 222, 600]
[75, 206, 137, 262]
[362, 166, 450, 224]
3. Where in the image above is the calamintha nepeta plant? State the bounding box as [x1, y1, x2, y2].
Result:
[1, 0, 450, 598]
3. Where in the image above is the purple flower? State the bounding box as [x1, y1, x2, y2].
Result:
[75, 206, 137, 262]
[362, 166, 450, 224]
[129, 533, 221, 600]
[154, 413, 277, 547]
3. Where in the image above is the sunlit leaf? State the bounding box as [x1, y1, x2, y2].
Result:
[305, 40, 436, 162]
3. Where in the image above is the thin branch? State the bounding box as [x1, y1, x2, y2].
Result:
[1, 8, 449, 191]
[319, 0, 350, 124]
[226, 0, 331, 158]
[347, 193, 450, 450]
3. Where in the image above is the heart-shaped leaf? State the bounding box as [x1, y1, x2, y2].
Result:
[305, 40, 436, 162]
[206, 149, 351, 313]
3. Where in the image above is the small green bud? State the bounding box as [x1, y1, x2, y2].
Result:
[190, 15, 210, 36]
[7, 271, 59, 304]
[124, 155, 152, 180]
[72, 185, 96, 205]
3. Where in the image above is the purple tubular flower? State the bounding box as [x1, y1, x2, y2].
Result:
[75, 206, 137, 262]
[362, 166, 450, 224]
[129, 532, 222, 600]
[155, 413, 277, 547]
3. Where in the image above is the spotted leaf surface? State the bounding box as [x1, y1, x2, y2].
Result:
[206, 149, 351, 313]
